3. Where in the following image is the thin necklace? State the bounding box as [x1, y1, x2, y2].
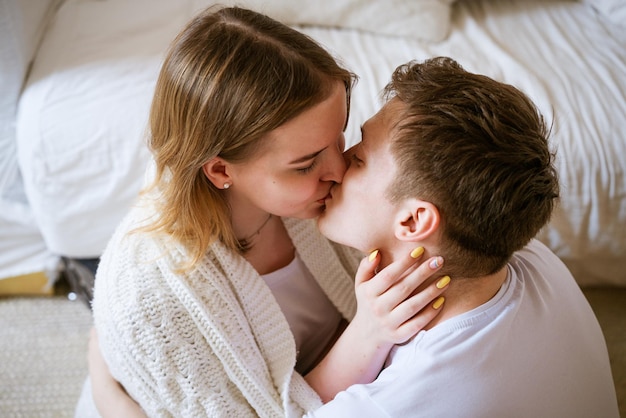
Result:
[237, 214, 273, 251]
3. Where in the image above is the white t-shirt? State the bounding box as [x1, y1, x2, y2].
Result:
[263, 252, 343, 374]
[308, 239, 619, 418]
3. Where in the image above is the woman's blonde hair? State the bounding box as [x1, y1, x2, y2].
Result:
[143, 6, 355, 268]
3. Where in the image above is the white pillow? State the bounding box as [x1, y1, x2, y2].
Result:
[583, 0, 626, 26]
[194, 0, 455, 42]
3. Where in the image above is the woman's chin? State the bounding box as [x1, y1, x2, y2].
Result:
[288, 205, 325, 220]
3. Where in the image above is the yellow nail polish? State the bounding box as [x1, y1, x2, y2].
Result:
[432, 296, 445, 309]
[368, 249, 379, 262]
[436, 276, 451, 289]
[410, 246, 424, 259]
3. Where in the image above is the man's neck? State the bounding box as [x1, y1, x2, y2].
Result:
[423, 266, 507, 330]
[382, 243, 508, 331]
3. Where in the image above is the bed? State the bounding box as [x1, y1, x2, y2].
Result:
[1, 0, 625, 294]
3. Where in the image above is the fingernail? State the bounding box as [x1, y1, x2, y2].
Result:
[429, 256, 443, 270]
[432, 296, 445, 309]
[368, 249, 379, 262]
[436, 276, 451, 289]
[410, 246, 424, 259]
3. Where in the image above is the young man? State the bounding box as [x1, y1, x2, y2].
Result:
[313, 57, 619, 417]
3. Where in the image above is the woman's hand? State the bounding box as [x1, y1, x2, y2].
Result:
[352, 247, 449, 347]
[305, 247, 449, 402]
[88, 327, 147, 418]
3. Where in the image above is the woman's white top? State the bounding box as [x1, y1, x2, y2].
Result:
[262, 253, 343, 374]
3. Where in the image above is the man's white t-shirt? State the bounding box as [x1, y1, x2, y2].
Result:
[308, 239, 619, 418]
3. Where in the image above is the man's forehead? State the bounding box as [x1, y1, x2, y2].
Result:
[362, 99, 403, 146]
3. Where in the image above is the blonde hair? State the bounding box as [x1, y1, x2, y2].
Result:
[142, 6, 355, 269]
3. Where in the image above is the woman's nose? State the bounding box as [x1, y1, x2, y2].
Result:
[323, 147, 347, 183]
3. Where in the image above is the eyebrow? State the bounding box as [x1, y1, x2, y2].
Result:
[288, 147, 327, 164]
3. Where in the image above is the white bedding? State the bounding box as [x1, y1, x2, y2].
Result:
[13, 0, 626, 286]
[0, 0, 63, 283]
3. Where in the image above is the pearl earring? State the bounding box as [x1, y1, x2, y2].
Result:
[223, 183, 231, 189]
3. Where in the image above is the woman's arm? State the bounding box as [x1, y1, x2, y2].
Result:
[88, 327, 147, 418]
[304, 248, 449, 402]
[89, 248, 448, 412]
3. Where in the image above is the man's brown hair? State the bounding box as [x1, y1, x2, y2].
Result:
[384, 57, 559, 277]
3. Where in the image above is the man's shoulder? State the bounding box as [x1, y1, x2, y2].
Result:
[511, 238, 570, 277]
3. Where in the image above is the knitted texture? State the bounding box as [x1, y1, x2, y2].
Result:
[86, 196, 359, 417]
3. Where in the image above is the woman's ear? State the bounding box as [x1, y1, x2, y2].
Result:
[202, 157, 232, 190]
[394, 199, 440, 242]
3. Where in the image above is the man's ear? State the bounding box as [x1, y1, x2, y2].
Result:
[202, 157, 232, 189]
[394, 199, 440, 242]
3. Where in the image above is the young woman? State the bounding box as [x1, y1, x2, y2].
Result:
[76, 7, 448, 417]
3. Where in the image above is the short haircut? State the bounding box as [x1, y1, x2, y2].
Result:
[384, 57, 559, 277]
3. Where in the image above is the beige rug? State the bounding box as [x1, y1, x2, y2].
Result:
[0, 296, 92, 418]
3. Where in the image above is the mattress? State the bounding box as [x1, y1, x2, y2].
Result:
[15, 0, 626, 285]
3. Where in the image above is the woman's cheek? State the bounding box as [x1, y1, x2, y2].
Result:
[286, 178, 316, 202]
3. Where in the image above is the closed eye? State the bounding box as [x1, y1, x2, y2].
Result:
[350, 153, 363, 166]
[297, 159, 318, 174]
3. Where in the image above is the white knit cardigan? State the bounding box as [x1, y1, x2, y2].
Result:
[88, 198, 360, 417]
